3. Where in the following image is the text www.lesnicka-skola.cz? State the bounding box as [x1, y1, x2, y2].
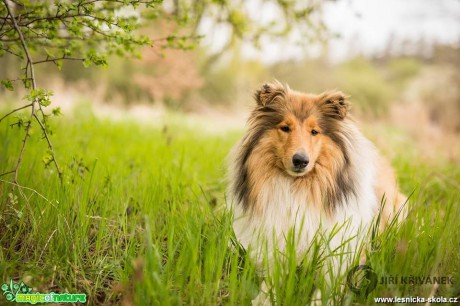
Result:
[374, 296, 458, 304]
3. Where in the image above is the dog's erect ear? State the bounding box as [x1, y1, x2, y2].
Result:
[254, 82, 287, 107]
[319, 91, 350, 120]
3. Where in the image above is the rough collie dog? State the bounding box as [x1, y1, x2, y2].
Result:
[228, 82, 407, 304]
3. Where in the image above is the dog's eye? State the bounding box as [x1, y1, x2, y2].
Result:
[280, 126, 290, 132]
[311, 129, 319, 136]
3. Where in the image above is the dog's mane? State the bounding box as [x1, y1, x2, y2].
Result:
[231, 85, 359, 214]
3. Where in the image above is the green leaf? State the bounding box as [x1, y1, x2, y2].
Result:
[84, 49, 108, 67]
[1, 79, 14, 91]
[56, 59, 63, 71]
[21, 75, 32, 89]
[25, 89, 53, 107]
[42, 152, 54, 167]
[52, 107, 62, 116]
[41, 98, 51, 107]
[45, 48, 54, 58]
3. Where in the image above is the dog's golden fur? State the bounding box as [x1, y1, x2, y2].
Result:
[228, 82, 406, 264]
[230, 82, 405, 222]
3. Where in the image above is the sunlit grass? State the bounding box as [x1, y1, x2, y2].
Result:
[0, 110, 459, 305]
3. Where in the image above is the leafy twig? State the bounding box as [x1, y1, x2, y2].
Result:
[32, 56, 84, 65]
[0, 103, 33, 123]
[32, 113, 62, 178]
[1, 0, 62, 186]
[0, 178, 51, 203]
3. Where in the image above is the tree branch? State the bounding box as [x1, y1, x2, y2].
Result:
[0, 11, 9, 32]
[1, 0, 62, 185]
[32, 113, 62, 178]
[12, 119, 32, 184]
[0, 170, 15, 177]
[3, 0, 36, 90]
[2, 0, 36, 186]
[0, 103, 33, 123]
[0, 46, 23, 57]
[32, 56, 85, 65]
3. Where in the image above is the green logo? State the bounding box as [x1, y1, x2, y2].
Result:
[2, 280, 33, 302]
[1, 280, 86, 304]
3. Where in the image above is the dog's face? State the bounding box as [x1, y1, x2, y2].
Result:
[274, 113, 323, 176]
[252, 82, 350, 178]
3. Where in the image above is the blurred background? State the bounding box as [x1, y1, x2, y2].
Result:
[1, 0, 459, 161]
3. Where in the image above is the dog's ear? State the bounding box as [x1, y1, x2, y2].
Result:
[254, 82, 287, 107]
[319, 91, 350, 120]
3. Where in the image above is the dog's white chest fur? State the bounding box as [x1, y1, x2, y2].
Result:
[231, 137, 379, 265]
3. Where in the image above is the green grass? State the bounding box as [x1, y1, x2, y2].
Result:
[0, 110, 459, 305]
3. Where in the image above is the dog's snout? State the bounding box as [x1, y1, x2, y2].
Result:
[292, 153, 309, 169]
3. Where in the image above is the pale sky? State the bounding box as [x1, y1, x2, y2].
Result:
[200, 0, 460, 63]
[322, 0, 460, 61]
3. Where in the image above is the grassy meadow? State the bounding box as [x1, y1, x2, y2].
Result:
[0, 108, 459, 305]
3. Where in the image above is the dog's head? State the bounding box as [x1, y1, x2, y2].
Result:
[251, 81, 351, 178]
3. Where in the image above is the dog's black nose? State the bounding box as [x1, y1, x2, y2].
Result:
[292, 153, 309, 169]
